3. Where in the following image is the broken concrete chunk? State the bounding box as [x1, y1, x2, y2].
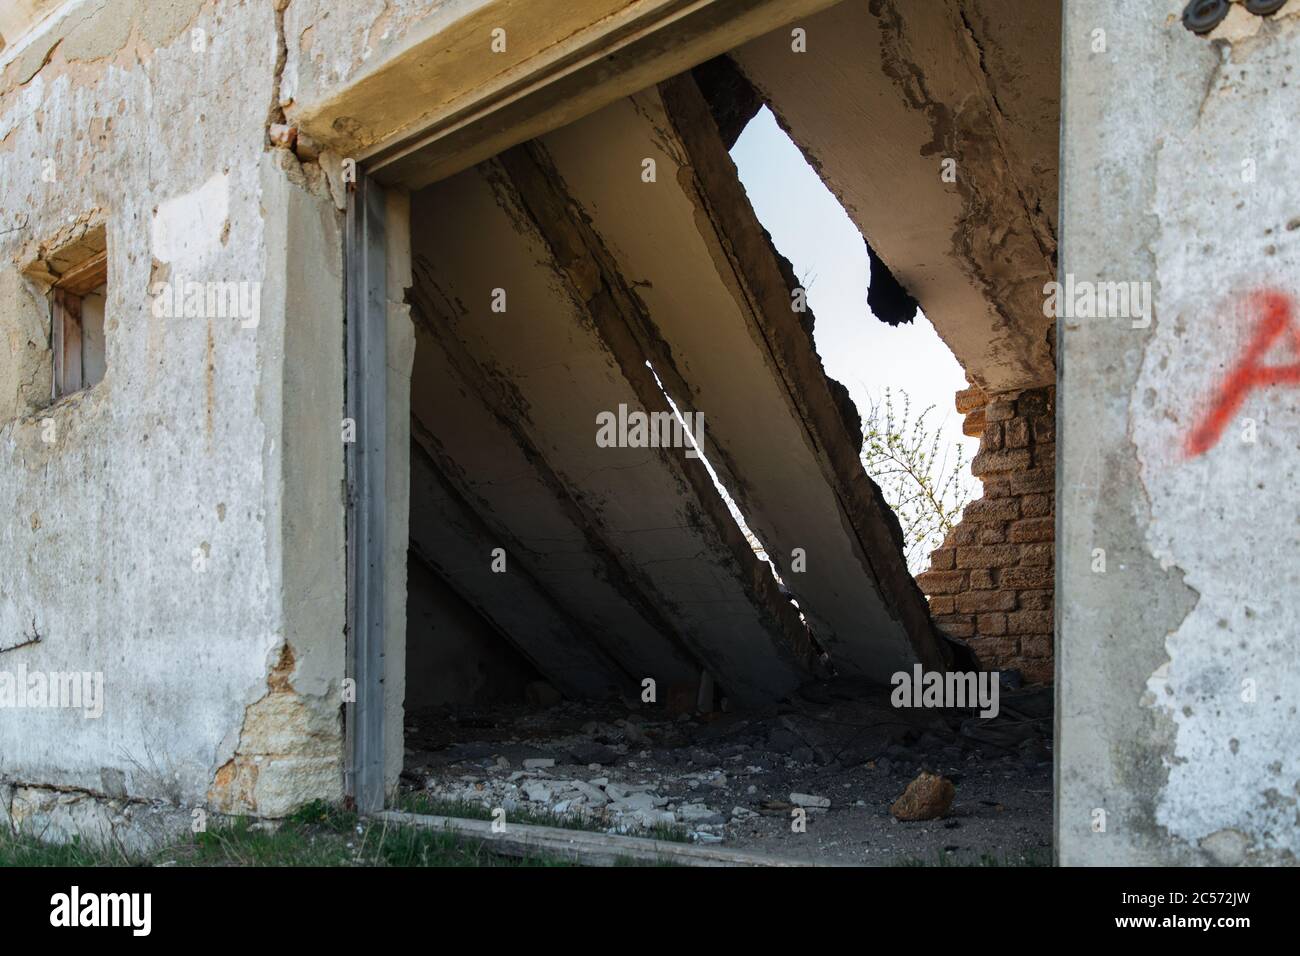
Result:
[789, 792, 830, 810]
[677, 803, 726, 825]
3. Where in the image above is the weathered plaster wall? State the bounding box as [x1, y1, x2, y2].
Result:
[281, 0, 484, 142]
[1059, 0, 1300, 864]
[0, 0, 348, 840]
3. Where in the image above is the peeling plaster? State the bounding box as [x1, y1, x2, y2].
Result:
[0, 0, 346, 832]
[1125, 7, 1300, 863]
[207, 643, 341, 818]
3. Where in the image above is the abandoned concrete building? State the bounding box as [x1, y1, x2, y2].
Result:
[0, 0, 1297, 866]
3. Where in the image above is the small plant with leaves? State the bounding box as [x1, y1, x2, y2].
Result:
[860, 387, 974, 573]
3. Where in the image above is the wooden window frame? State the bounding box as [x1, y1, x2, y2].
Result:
[50, 249, 107, 400]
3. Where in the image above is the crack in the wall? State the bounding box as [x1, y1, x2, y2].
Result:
[268, 0, 291, 136]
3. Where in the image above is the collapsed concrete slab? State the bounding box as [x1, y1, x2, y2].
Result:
[405, 291, 699, 698]
[521, 77, 948, 681]
[407, 439, 628, 700]
[728, 0, 1058, 393]
[409, 163, 821, 706]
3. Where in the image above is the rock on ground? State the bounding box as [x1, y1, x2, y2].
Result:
[890, 772, 956, 821]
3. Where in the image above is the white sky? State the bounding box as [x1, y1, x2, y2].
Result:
[730, 107, 979, 465]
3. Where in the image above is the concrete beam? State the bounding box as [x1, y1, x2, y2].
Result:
[291, 0, 841, 191]
[410, 162, 820, 706]
[728, 0, 1059, 393]
[407, 439, 628, 700]
[406, 288, 699, 697]
[525, 77, 947, 681]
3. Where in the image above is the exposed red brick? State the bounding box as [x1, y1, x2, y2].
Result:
[980, 479, 1014, 498]
[956, 545, 1022, 569]
[971, 448, 1032, 476]
[955, 386, 987, 414]
[1020, 543, 1053, 566]
[1010, 469, 1054, 495]
[928, 595, 955, 615]
[962, 407, 986, 437]
[928, 548, 955, 571]
[1009, 517, 1054, 543]
[1008, 610, 1053, 635]
[934, 614, 975, 638]
[956, 589, 1017, 613]
[964, 498, 1020, 522]
[985, 399, 1015, 422]
[1020, 493, 1052, 517]
[1001, 566, 1053, 589]
[980, 636, 1020, 659]
[1016, 392, 1051, 417]
[922, 385, 1054, 683]
[916, 570, 969, 594]
[1018, 589, 1052, 610]
[1020, 633, 1054, 657]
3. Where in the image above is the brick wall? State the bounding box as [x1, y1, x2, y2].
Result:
[916, 386, 1055, 684]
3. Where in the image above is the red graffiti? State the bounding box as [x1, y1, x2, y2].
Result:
[1186, 290, 1300, 457]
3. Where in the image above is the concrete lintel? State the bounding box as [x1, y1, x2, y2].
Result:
[294, 0, 840, 191]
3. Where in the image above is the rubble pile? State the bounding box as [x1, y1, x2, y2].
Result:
[400, 680, 1053, 859]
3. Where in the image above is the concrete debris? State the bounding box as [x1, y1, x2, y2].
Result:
[404, 686, 1051, 860]
[789, 793, 831, 810]
[890, 772, 956, 822]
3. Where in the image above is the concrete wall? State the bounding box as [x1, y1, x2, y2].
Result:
[1059, 0, 1300, 864]
[0, 0, 349, 843]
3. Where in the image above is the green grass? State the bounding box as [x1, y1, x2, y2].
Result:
[1, 801, 578, 868]
[0, 798, 692, 867]
[891, 847, 1051, 867]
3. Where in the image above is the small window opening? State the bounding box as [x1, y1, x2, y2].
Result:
[49, 229, 108, 399]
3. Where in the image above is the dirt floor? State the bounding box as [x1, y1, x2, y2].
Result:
[401, 677, 1053, 866]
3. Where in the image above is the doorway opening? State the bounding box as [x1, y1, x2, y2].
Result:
[354, 1, 1059, 864]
